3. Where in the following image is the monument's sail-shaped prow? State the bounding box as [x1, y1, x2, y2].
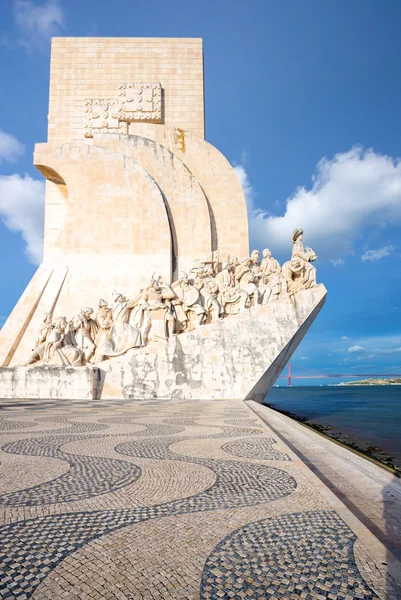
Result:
[0, 37, 326, 399]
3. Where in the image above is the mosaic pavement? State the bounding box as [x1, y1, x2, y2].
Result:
[0, 398, 395, 599]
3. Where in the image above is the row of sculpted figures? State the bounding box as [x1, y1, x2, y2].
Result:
[25, 228, 318, 367]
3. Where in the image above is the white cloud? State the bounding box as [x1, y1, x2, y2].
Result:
[13, 0, 64, 47]
[233, 164, 255, 213]
[239, 146, 401, 260]
[341, 336, 350, 340]
[331, 258, 345, 266]
[0, 174, 45, 264]
[300, 356, 309, 361]
[348, 345, 365, 353]
[374, 347, 401, 355]
[361, 245, 395, 262]
[0, 131, 25, 163]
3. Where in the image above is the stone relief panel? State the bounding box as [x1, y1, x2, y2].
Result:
[118, 83, 162, 123]
[84, 83, 162, 137]
[84, 99, 128, 138]
[24, 230, 320, 368]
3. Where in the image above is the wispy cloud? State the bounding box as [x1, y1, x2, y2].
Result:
[13, 0, 65, 48]
[348, 345, 365, 353]
[341, 336, 350, 340]
[341, 335, 401, 357]
[373, 347, 401, 355]
[233, 164, 255, 213]
[331, 258, 345, 266]
[236, 146, 401, 261]
[361, 245, 395, 262]
[0, 173, 45, 264]
[0, 130, 25, 163]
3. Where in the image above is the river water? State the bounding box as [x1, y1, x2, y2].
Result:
[264, 385, 401, 470]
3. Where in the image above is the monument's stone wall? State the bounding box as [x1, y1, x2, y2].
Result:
[0, 366, 98, 400]
[126, 127, 250, 261]
[98, 285, 327, 401]
[48, 37, 204, 142]
[44, 38, 206, 257]
[42, 38, 249, 262]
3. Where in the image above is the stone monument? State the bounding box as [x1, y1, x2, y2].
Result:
[0, 37, 326, 400]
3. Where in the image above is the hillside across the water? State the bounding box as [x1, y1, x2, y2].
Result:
[339, 378, 401, 386]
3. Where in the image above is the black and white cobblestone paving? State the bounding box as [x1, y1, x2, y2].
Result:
[0, 398, 386, 599]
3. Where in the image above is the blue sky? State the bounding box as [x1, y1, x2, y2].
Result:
[0, 0, 401, 384]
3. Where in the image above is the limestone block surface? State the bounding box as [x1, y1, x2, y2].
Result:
[98, 284, 327, 400]
[48, 38, 205, 142]
[88, 134, 213, 275]
[34, 142, 172, 314]
[0, 366, 98, 400]
[124, 125, 249, 261]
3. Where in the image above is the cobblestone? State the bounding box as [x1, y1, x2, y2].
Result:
[0, 398, 395, 598]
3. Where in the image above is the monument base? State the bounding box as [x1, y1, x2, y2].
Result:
[97, 285, 327, 401]
[0, 286, 326, 401]
[0, 366, 98, 400]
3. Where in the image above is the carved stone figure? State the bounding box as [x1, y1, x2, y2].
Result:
[93, 300, 113, 363]
[216, 259, 248, 315]
[260, 248, 281, 277]
[258, 274, 272, 305]
[157, 278, 177, 338]
[68, 307, 98, 363]
[22, 235, 321, 367]
[25, 313, 53, 365]
[282, 259, 305, 295]
[191, 265, 206, 292]
[129, 289, 152, 345]
[172, 272, 206, 330]
[102, 291, 142, 358]
[43, 317, 82, 366]
[131, 277, 176, 344]
[291, 229, 317, 289]
[235, 256, 260, 307]
[259, 248, 282, 302]
[250, 249, 262, 278]
[202, 266, 223, 323]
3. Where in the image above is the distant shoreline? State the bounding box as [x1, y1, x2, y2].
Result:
[263, 401, 401, 474]
[338, 378, 401, 386]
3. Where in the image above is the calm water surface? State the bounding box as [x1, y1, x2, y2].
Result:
[264, 385, 401, 467]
